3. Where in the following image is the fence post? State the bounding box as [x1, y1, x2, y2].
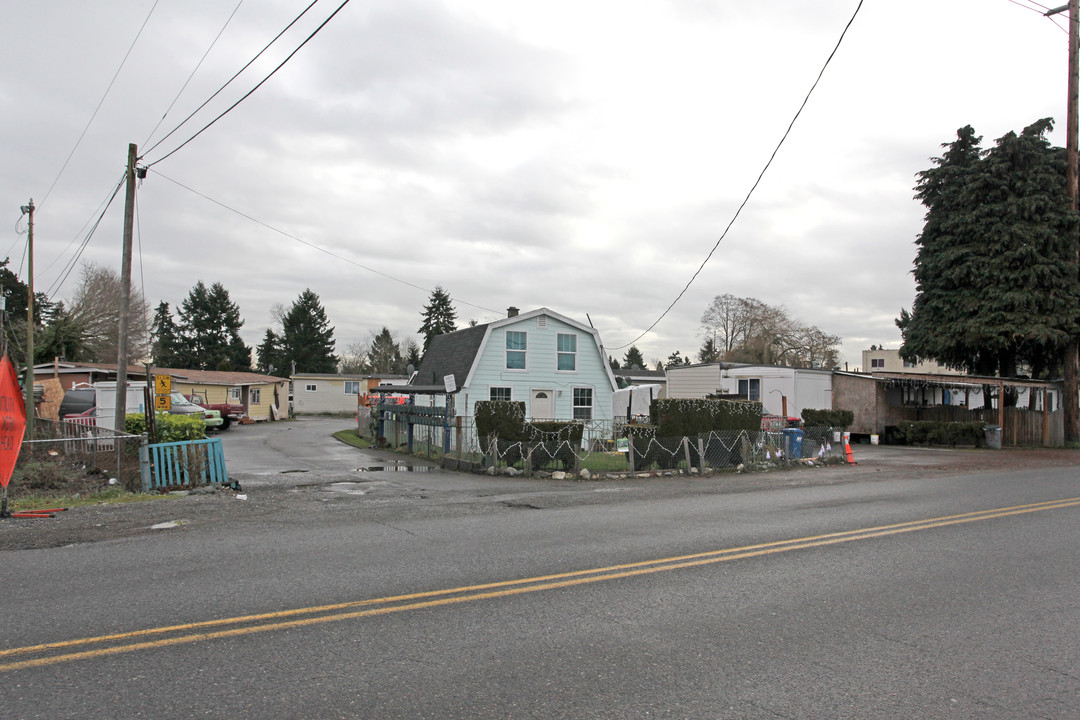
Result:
[682, 437, 692, 473]
[741, 433, 750, 466]
[456, 416, 462, 462]
[626, 433, 635, 471]
[697, 438, 706, 474]
[139, 434, 150, 492]
[525, 445, 532, 478]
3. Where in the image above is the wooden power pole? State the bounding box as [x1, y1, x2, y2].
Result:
[115, 144, 137, 431]
[1049, 2, 1080, 444]
[21, 199, 34, 441]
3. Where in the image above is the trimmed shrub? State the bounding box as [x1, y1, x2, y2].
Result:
[475, 401, 528, 441]
[801, 408, 854, 429]
[126, 412, 206, 442]
[894, 420, 985, 447]
[650, 398, 763, 436]
[526, 421, 583, 470]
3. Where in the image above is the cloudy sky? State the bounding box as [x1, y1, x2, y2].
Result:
[1, 0, 1072, 371]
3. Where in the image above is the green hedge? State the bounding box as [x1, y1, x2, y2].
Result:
[126, 412, 207, 442]
[650, 398, 763, 436]
[894, 420, 986, 448]
[475, 401, 528, 441]
[801, 408, 854, 429]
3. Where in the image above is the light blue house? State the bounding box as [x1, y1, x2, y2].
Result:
[409, 307, 618, 421]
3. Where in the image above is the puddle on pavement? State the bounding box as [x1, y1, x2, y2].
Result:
[324, 482, 368, 495]
[353, 465, 433, 473]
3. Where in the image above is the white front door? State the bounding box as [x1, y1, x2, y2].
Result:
[531, 389, 554, 419]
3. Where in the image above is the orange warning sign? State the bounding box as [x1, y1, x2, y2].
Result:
[0, 355, 27, 488]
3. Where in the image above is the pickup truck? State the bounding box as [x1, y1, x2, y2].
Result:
[185, 392, 245, 430]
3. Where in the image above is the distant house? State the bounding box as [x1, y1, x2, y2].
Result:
[666, 362, 832, 419]
[860, 347, 959, 375]
[31, 362, 288, 422]
[409, 307, 618, 421]
[291, 373, 368, 415]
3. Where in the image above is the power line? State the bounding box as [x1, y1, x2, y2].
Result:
[149, 169, 503, 316]
[141, 0, 247, 150]
[609, 0, 865, 351]
[44, 173, 127, 298]
[145, 0, 349, 168]
[141, 0, 320, 158]
[37, 0, 161, 210]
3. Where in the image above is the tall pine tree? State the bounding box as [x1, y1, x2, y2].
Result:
[418, 286, 457, 355]
[898, 119, 1080, 378]
[255, 328, 285, 375]
[150, 301, 182, 367]
[282, 289, 338, 373]
[176, 281, 252, 371]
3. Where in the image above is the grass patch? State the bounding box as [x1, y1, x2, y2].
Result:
[11, 487, 166, 511]
[333, 429, 373, 449]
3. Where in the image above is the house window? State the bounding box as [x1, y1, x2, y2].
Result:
[305, 383, 317, 392]
[903, 358, 916, 368]
[490, 387, 511, 402]
[573, 387, 593, 420]
[344, 381, 360, 395]
[737, 378, 760, 401]
[251, 388, 261, 404]
[557, 333, 577, 371]
[229, 387, 241, 401]
[506, 331, 527, 370]
[871, 358, 885, 368]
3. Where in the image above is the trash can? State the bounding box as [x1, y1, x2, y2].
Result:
[984, 424, 1002, 450]
[782, 428, 805, 459]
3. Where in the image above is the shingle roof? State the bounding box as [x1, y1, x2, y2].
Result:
[411, 324, 490, 390]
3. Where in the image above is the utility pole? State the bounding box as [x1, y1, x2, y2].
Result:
[1048, 2, 1080, 443]
[21, 199, 34, 441]
[116, 144, 136, 431]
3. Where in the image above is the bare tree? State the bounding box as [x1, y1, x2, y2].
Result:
[339, 339, 371, 374]
[68, 262, 150, 362]
[700, 294, 839, 368]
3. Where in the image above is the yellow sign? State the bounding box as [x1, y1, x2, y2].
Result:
[155, 375, 172, 395]
[155, 394, 171, 411]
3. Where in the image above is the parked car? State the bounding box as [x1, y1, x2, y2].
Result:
[58, 387, 96, 418]
[184, 391, 245, 430]
[168, 392, 223, 430]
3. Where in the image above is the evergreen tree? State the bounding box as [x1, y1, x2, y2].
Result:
[176, 281, 252, 370]
[622, 346, 645, 370]
[256, 328, 285, 374]
[150, 301, 182, 367]
[609, 355, 620, 371]
[418, 286, 457, 354]
[367, 326, 403, 374]
[36, 302, 90, 363]
[898, 119, 1080, 378]
[282, 288, 338, 373]
[403, 339, 421, 371]
[698, 338, 720, 364]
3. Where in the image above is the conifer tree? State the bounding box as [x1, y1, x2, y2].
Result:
[418, 286, 457, 354]
[281, 288, 338, 373]
[150, 301, 182, 367]
[176, 281, 252, 370]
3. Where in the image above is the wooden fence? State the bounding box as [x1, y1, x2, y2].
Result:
[885, 405, 1062, 447]
[140, 437, 230, 491]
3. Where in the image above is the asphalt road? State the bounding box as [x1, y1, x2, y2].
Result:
[2, 419, 1079, 718]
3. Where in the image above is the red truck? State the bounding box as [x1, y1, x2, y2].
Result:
[185, 392, 246, 430]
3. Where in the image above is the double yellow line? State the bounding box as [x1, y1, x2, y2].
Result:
[3, 496, 1078, 673]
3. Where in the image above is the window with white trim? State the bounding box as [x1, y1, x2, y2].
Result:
[557, 333, 577, 371]
[251, 388, 261, 404]
[573, 387, 593, 420]
[229, 387, 241, 401]
[490, 387, 511, 402]
[344, 381, 360, 394]
[870, 358, 885, 368]
[737, 378, 760, 401]
[506, 331, 527, 370]
[305, 383, 317, 392]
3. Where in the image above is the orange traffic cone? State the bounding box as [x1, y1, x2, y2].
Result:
[844, 433, 857, 465]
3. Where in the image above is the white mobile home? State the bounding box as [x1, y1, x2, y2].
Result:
[666, 363, 832, 419]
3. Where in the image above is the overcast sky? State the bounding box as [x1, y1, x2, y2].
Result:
[2, 0, 1072, 371]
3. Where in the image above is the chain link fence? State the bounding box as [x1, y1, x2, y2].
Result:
[365, 409, 846, 475]
[14, 418, 145, 494]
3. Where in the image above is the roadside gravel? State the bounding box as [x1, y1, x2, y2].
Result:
[3, 443, 1078, 552]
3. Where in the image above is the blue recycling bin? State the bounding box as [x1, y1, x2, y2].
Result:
[782, 428, 805, 459]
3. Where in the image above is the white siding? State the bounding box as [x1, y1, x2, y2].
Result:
[463, 313, 615, 420]
[666, 365, 726, 398]
[291, 376, 364, 414]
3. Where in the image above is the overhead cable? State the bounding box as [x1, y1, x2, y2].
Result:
[609, 0, 865, 350]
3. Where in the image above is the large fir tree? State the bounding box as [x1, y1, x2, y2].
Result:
[255, 328, 285, 375]
[898, 119, 1080, 378]
[418, 286, 457, 355]
[281, 288, 338, 373]
[175, 281, 252, 371]
[150, 301, 182, 367]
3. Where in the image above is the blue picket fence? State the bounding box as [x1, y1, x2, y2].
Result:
[140, 437, 230, 491]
